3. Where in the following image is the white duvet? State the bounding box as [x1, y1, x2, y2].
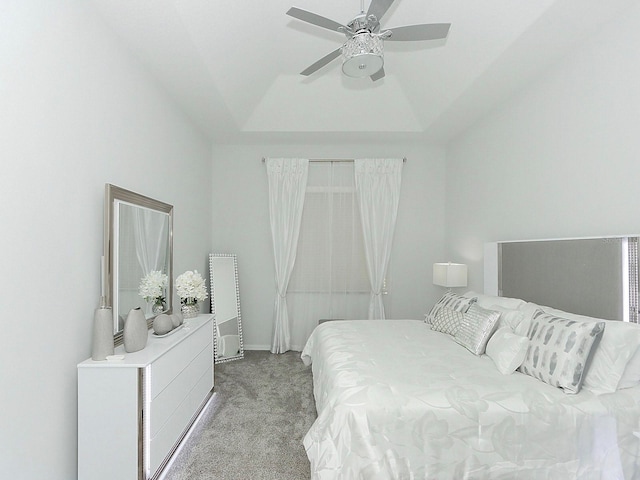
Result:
[301, 320, 640, 480]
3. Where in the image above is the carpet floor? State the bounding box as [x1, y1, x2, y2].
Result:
[163, 350, 317, 480]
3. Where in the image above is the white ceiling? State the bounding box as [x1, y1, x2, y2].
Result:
[88, 0, 635, 144]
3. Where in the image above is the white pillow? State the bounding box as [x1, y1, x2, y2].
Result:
[617, 347, 640, 390]
[463, 291, 526, 310]
[486, 327, 529, 375]
[487, 305, 529, 337]
[582, 321, 640, 394]
[527, 303, 640, 395]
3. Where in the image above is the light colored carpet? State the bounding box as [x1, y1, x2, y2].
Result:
[163, 350, 316, 480]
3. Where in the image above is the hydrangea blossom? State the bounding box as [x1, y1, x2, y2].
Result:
[176, 270, 208, 304]
[138, 270, 168, 302]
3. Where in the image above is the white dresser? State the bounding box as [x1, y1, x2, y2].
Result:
[78, 314, 214, 480]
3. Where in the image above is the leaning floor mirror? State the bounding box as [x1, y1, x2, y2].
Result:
[209, 253, 244, 363]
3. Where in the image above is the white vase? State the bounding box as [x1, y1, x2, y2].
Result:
[124, 307, 148, 353]
[91, 306, 114, 361]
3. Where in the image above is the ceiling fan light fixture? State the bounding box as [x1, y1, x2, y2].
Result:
[341, 33, 383, 78]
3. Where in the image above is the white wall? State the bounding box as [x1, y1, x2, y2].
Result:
[0, 2, 211, 479]
[445, 2, 640, 291]
[211, 143, 446, 349]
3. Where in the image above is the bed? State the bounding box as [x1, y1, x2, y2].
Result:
[301, 295, 640, 479]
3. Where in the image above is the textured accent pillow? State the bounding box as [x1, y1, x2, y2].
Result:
[486, 327, 529, 374]
[534, 305, 640, 395]
[430, 306, 464, 336]
[426, 292, 476, 325]
[454, 304, 500, 355]
[518, 309, 605, 394]
[522, 304, 640, 394]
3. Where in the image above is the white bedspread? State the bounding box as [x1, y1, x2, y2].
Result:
[301, 320, 640, 480]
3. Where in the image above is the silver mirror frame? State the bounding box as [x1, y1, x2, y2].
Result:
[209, 253, 244, 363]
[105, 184, 174, 346]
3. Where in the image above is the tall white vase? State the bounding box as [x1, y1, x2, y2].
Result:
[124, 307, 148, 353]
[91, 305, 114, 361]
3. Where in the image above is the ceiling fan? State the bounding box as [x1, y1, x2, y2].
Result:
[287, 0, 451, 81]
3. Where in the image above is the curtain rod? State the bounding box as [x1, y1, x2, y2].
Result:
[261, 157, 406, 163]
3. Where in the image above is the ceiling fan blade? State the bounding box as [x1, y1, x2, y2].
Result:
[370, 67, 385, 82]
[385, 23, 451, 42]
[287, 7, 347, 34]
[300, 48, 342, 76]
[367, 0, 396, 23]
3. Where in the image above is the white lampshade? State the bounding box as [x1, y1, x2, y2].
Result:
[341, 33, 384, 78]
[433, 263, 468, 288]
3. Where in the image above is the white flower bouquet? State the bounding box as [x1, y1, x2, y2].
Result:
[175, 270, 208, 306]
[139, 270, 168, 304]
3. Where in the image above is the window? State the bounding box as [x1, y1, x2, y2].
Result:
[289, 163, 369, 293]
[287, 162, 370, 348]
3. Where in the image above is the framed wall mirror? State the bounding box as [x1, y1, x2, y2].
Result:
[104, 184, 173, 345]
[209, 253, 244, 363]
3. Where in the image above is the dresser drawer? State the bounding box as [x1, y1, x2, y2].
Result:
[150, 322, 212, 399]
[150, 341, 213, 438]
[149, 366, 214, 474]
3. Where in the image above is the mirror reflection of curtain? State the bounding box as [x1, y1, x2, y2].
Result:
[355, 159, 403, 319]
[266, 158, 309, 354]
[133, 208, 168, 314]
[288, 162, 370, 350]
[117, 205, 145, 325]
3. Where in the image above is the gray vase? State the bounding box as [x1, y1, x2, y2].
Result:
[124, 307, 148, 353]
[91, 306, 114, 361]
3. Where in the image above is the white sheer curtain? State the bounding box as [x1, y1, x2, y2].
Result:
[266, 158, 309, 354]
[355, 158, 403, 319]
[133, 208, 169, 315]
[287, 162, 370, 350]
[133, 208, 168, 276]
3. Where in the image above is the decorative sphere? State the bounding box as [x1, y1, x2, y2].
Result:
[171, 312, 184, 327]
[153, 314, 173, 335]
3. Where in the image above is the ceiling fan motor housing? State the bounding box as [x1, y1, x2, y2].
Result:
[345, 13, 380, 36]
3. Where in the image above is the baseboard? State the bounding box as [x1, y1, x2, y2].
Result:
[243, 344, 271, 351]
[243, 344, 304, 352]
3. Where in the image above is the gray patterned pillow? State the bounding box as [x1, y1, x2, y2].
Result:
[454, 304, 500, 355]
[518, 309, 605, 394]
[431, 306, 464, 336]
[426, 292, 476, 325]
